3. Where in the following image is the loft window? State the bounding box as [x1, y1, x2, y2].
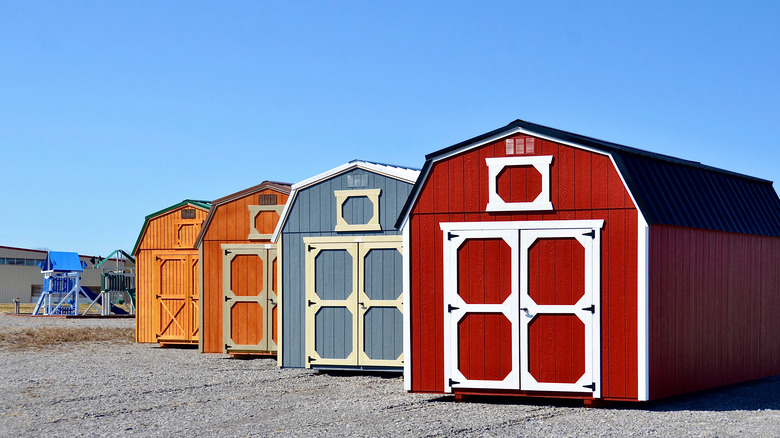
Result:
[485, 155, 553, 212]
[258, 194, 278, 205]
[181, 209, 196, 219]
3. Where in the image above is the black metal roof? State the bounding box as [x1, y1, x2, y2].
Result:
[397, 119, 780, 237]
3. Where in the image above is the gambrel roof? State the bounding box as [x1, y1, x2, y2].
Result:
[397, 119, 780, 237]
[272, 160, 420, 242]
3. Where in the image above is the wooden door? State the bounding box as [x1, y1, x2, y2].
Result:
[305, 237, 403, 368]
[357, 240, 403, 367]
[223, 245, 277, 353]
[444, 229, 520, 391]
[305, 242, 359, 367]
[155, 253, 198, 343]
[443, 221, 601, 396]
[519, 228, 600, 395]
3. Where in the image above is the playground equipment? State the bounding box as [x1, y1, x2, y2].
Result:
[91, 249, 135, 315]
[32, 250, 135, 316]
[33, 251, 90, 315]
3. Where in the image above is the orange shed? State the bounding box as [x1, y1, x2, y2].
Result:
[133, 200, 211, 345]
[195, 181, 291, 356]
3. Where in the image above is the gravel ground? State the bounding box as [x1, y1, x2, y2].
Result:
[0, 314, 778, 437]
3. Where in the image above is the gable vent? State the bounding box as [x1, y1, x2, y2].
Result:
[181, 208, 196, 219]
[258, 194, 278, 205]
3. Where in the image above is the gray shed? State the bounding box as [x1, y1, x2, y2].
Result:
[272, 160, 419, 371]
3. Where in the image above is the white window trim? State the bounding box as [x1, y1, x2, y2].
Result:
[486, 156, 553, 212]
[334, 189, 382, 232]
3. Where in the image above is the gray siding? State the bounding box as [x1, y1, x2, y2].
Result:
[281, 168, 414, 368]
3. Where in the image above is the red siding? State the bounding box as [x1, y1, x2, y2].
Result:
[648, 225, 780, 400]
[408, 134, 640, 400]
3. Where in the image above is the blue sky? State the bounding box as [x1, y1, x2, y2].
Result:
[1, 1, 779, 257]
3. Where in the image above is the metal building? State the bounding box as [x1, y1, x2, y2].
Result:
[0, 245, 105, 303]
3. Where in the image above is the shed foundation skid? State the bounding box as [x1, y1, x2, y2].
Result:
[273, 161, 419, 372]
[397, 119, 780, 402]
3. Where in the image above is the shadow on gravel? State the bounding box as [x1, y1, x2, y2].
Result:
[644, 375, 780, 412]
[316, 370, 403, 379]
[427, 375, 780, 412]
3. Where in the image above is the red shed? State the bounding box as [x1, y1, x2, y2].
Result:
[396, 120, 780, 402]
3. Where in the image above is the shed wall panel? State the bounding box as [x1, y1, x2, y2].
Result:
[200, 188, 288, 353]
[408, 135, 639, 399]
[648, 225, 780, 400]
[135, 205, 207, 344]
[280, 168, 414, 368]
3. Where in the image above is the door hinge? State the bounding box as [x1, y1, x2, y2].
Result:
[307, 245, 315, 252]
[155, 294, 161, 299]
[447, 232, 459, 241]
[447, 304, 459, 312]
[583, 230, 595, 238]
[224, 249, 231, 256]
[308, 356, 316, 363]
[269, 299, 276, 305]
[225, 344, 230, 351]
[583, 382, 596, 391]
[449, 378, 460, 387]
[582, 304, 595, 313]
[225, 296, 232, 302]
[308, 300, 316, 307]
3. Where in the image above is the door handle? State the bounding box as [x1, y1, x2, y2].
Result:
[359, 302, 367, 309]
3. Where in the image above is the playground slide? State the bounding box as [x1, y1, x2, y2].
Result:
[81, 286, 129, 315]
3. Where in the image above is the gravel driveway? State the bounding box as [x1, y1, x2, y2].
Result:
[0, 314, 778, 437]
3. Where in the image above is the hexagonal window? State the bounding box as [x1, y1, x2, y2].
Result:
[528, 238, 585, 306]
[457, 313, 513, 381]
[528, 314, 585, 383]
[496, 165, 542, 204]
[314, 307, 353, 359]
[342, 196, 373, 225]
[363, 307, 402, 360]
[364, 249, 402, 300]
[230, 254, 264, 297]
[457, 239, 511, 305]
[254, 210, 280, 236]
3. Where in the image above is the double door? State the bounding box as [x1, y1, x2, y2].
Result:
[222, 245, 278, 353]
[443, 220, 602, 397]
[304, 236, 403, 369]
[154, 252, 199, 344]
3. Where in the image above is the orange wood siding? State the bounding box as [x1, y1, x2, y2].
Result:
[200, 188, 289, 353]
[135, 205, 208, 343]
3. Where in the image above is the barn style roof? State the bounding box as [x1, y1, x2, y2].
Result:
[397, 119, 780, 237]
[132, 199, 212, 255]
[194, 180, 292, 247]
[271, 160, 420, 242]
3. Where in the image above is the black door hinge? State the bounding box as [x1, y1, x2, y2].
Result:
[447, 232, 459, 241]
[225, 344, 230, 351]
[224, 249, 231, 256]
[449, 378, 460, 387]
[308, 300, 316, 307]
[583, 382, 596, 391]
[583, 230, 595, 238]
[447, 304, 459, 312]
[307, 245, 315, 252]
[582, 304, 595, 313]
[308, 356, 316, 363]
[225, 296, 232, 302]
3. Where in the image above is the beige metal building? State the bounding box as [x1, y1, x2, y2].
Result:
[0, 246, 105, 303]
